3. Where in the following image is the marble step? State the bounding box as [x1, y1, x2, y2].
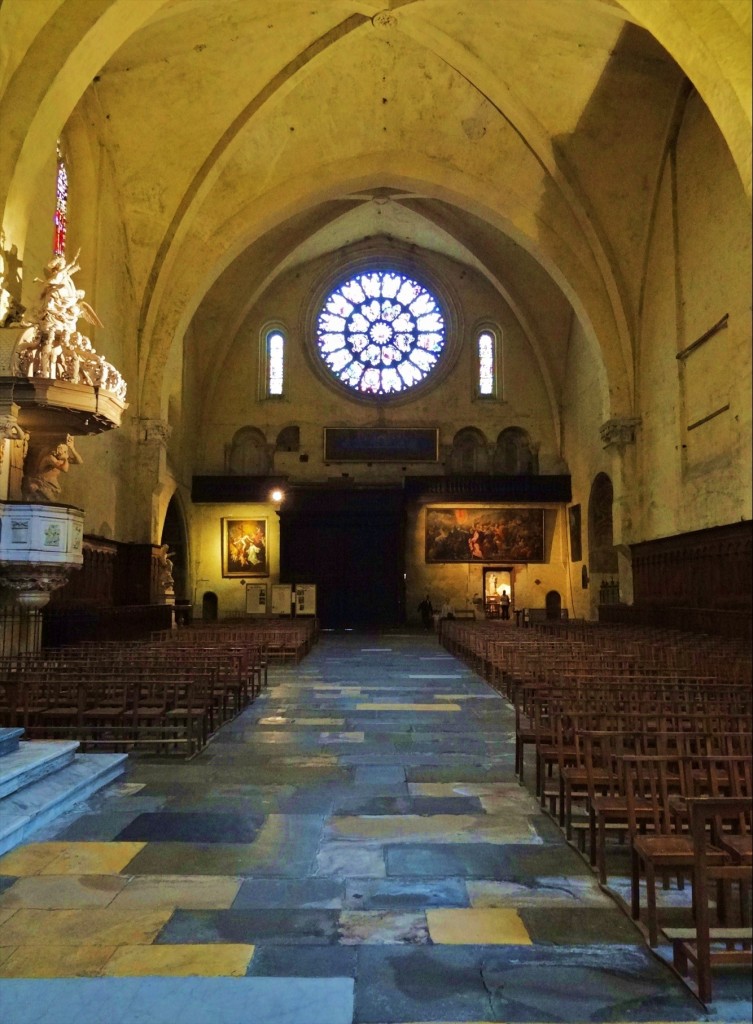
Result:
[0, 739, 79, 799]
[0, 751, 127, 855]
[0, 727, 25, 757]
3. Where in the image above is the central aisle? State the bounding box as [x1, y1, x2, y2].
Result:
[0, 632, 719, 1022]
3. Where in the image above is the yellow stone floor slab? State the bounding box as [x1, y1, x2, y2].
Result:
[0, 907, 173, 946]
[0, 842, 145, 876]
[0, 874, 128, 909]
[0, 944, 116, 978]
[0, 906, 19, 926]
[102, 943, 255, 977]
[110, 874, 242, 910]
[355, 703, 462, 712]
[426, 908, 532, 945]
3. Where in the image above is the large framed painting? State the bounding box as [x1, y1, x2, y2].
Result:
[222, 518, 268, 577]
[425, 507, 545, 563]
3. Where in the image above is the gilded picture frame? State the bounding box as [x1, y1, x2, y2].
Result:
[425, 507, 545, 563]
[222, 518, 268, 577]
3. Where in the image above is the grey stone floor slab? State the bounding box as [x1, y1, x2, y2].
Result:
[233, 877, 344, 909]
[158, 908, 341, 944]
[0, 978, 354, 1024]
[344, 877, 469, 910]
[115, 811, 264, 844]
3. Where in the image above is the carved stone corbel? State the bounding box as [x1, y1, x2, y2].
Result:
[600, 417, 641, 449]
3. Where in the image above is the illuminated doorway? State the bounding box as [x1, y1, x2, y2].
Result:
[483, 566, 513, 618]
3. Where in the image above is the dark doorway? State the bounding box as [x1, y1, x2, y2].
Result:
[279, 487, 405, 629]
[202, 591, 218, 621]
[545, 589, 562, 620]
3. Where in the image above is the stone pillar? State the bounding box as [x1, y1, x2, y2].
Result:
[131, 417, 172, 542]
[599, 416, 641, 606]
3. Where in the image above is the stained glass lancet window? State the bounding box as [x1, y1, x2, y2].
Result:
[477, 329, 497, 397]
[53, 144, 68, 256]
[315, 270, 446, 396]
[266, 329, 285, 396]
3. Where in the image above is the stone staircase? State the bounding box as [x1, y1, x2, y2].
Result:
[0, 727, 127, 855]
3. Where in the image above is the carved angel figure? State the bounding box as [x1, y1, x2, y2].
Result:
[11, 252, 127, 401]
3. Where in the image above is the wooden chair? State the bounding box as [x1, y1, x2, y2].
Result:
[624, 754, 727, 947]
[670, 796, 753, 1004]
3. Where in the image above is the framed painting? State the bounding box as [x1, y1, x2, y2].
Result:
[425, 507, 545, 563]
[221, 518, 268, 577]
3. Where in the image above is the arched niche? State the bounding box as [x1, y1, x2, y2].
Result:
[275, 425, 300, 452]
[160, 492, 188, 601]
[227, 426, 270, 475]
[449, 427, 488, 475]
[589, 472, 618, 573]
[493, 427, 538, 475]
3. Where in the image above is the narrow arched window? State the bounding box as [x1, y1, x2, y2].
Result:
[476, 327, 498, 398]
[263, 326, 285, 397]
[53, 143, 68, 256]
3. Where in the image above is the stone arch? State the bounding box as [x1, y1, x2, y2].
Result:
[589, 472, 618, 573]
[449, 427, 488, 475]
[493, 427, 538, 475]
[275, 426, 300, 453]
[227, 426, 270, 476]
[160, 491, 188, 602]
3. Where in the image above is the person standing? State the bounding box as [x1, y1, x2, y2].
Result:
[500, 589, 511, 620]
[418, 593, 434, 630]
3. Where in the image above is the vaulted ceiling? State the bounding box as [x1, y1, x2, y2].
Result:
[1, 0, 750, 420]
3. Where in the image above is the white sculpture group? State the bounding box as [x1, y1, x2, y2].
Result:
[12, 251, 127, 401]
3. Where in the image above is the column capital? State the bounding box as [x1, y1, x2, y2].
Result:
[600, 416, 641, 449]
[139, 418, 172, 447]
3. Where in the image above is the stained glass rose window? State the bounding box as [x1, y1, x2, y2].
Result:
[315, 270, 446, 395]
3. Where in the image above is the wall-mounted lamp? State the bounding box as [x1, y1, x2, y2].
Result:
[270, 489, 284, 504]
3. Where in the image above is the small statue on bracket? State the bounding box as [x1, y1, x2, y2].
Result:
[21, 434, 83, 503]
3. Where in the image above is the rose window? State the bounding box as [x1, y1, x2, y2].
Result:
[315, 270, 446, 395]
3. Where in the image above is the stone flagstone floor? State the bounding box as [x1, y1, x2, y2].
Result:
[0, 630, 750, 1023]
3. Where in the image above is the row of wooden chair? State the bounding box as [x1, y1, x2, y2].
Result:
[439, 618, 752, 1003]
[0, 622, 313, 755]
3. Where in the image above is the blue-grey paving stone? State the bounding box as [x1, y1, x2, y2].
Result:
[342, 752, 492, 766]
[54, 810, 145, 841]
[332, 795, 485, 816]
[355, 944, 700, 1023]
[385, 843, 512, 879]
[157, 908, 340, 945]
[0, 978, 354, 1024]
[499, 843, 594, 879]
[354, 766, 405, 784]
[479, 945, 702, 1022]
[519, 906, 643, 944]
[345, 877, 469, 910]
[233, 877, 344, 909]
[0, 875, 17, 893]
[405, 766, 518, 783]
[114, 811, 264, 844]
[247, 944, 358, 977]
[353, 945, 502, 1022]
